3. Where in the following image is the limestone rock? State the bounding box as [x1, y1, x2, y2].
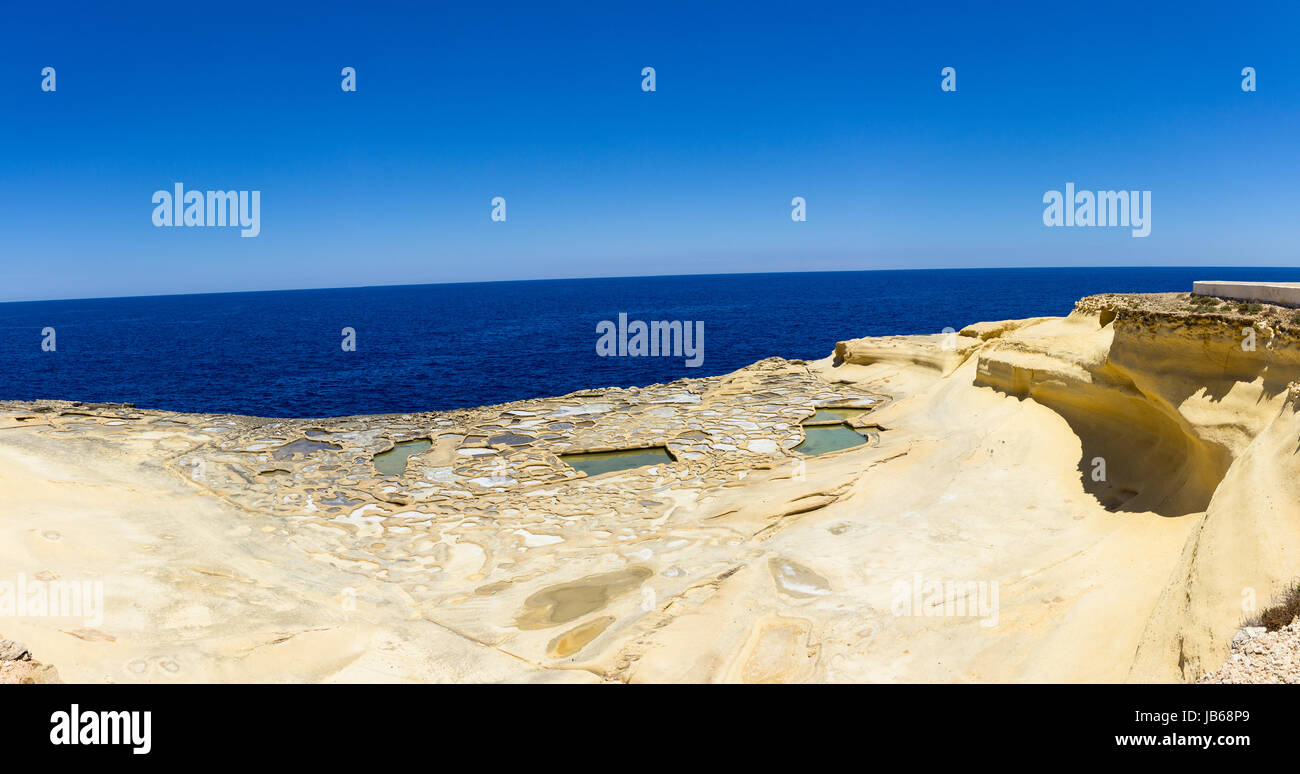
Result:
[0, 636, 60, 684]
[3, 291, 1300, 683]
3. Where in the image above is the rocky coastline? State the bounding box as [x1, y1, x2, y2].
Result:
[2, 292, 1296, 683]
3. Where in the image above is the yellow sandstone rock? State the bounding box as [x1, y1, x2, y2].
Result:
[2, 292, 1295, 682]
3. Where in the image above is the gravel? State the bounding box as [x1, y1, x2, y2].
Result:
[1198, 617, 1300, 684]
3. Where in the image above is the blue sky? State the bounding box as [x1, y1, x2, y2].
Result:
[1, 0, 1297, 301]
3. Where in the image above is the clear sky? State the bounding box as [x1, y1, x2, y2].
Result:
[1, 0, 1297, 301]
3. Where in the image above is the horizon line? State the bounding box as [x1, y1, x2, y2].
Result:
[0, 265, 1275, 306]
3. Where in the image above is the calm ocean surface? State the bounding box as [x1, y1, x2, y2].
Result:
[0, 268, 1293, 417]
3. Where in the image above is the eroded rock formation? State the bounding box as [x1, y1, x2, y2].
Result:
[1, 292, 1295, 682]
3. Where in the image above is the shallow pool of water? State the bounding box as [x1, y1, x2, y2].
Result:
[804, 407, 873, 425]
[794, 424, 869, 456]
[560, 447, 673, 477]
[373, 439, 432, 477]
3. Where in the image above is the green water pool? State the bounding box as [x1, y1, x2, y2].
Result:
[793, 424, 869, 456]
[803, 407, 873, 425]
[560, 447, 673, 477]
[373, 439, 432, 477]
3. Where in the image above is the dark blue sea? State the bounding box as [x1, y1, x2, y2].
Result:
[0, 268, 1293, 417]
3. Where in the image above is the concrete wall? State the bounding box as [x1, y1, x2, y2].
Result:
[1192, 281, 1300, 308]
